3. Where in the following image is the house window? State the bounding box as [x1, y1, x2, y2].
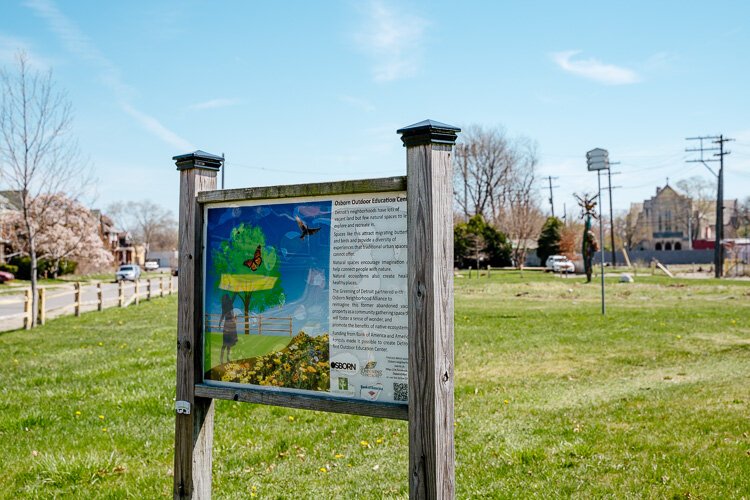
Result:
[665, 242, 672, 251]
[655, 242, 662, 251]
[675, 242, 682, 250]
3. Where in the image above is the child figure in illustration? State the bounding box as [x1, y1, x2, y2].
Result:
[220, 294, 238, 364]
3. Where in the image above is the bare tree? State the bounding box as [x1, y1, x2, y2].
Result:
[0, 52, 89, 327]
[453, 125, 542, 266]
[675, 176, 715, 241]
[107, 200, 177, 256]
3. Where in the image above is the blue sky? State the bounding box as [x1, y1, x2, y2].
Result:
[2, 0, 749, 219]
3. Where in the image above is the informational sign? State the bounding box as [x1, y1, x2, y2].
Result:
[586, 147, 609, 171]
[202, 191, 408, 405]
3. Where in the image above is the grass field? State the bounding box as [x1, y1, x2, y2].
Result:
[1, 271, 749, 498]
[205, 332, 291, 374]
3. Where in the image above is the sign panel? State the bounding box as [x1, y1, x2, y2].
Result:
[586, 148, 609, 171]
[202, 191, 408, 405]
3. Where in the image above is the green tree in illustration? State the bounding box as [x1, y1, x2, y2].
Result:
[213, 223, 285, 334]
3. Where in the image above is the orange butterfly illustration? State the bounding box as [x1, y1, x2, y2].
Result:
[243, 245, 263, 271]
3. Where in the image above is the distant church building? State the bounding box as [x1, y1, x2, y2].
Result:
[627, 183, 738, 251]
[629, 184, 691, 251]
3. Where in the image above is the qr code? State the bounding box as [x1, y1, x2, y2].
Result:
[393, 382, 408, 402]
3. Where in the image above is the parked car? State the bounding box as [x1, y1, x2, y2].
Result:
[116, 264, 142, 282]
[545, 255, 575, 273]
[0, 270, 14, 283]
[144, 260, 159, 271]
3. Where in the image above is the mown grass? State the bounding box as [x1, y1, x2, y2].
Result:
[0, 272, 749, 498]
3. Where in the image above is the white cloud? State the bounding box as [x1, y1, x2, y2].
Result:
[339, 95, 376, 112]
[188, 98, 241, 111]
[122, 103, 195, 152]
[355, 0, 427, 82]
[24, 0, 193, 150]
[552, 50, 640, 85]
[0, 34, 54, 69]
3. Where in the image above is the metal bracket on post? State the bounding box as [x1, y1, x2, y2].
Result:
[175, 401, 191, 415]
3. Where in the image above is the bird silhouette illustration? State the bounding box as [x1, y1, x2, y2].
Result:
[295, 215, 321, 240]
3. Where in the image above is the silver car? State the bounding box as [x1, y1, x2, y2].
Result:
[116, 264, 142, 281]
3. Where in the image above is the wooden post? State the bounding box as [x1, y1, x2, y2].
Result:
[38, 288, 46, 326]
[135, 280, 140, 305]
[24, 288, 32, 329]
[75, 282, 82, 317]
[160, 276, 165, 297]
[399, 120, 459, 499]
[170, 276, 175, 295]
[173, 150, 221, 499]
[147, 279, 152, 300]
[118, 280, 124, 307]
[487, 265, 491, 278]
[97, 283, 103, 311]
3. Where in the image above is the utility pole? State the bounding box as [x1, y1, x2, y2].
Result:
[686, 135, 733, 278]
[546, 176, 559, 218]
[606, 165, 621, 267]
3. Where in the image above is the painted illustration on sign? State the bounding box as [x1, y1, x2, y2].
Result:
[203, 192, 409, 404]
[204, 201, 332, 392]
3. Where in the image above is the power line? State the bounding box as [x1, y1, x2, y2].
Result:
[685, 134, 734, 278]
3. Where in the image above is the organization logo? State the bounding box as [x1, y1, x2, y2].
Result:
[359, 359, 383, 378]
[330, 353, 359, 375]
[338, 377, 349, 391]
[360, 383, 383, 401]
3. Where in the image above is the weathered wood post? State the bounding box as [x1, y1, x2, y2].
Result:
[398, 120, 459, 499]
[75, 282, 82, 317]
[169, 276, 175, 295]
[160, 276, 165, 297]
[118, 280, 124, 307]
[38, 288, 46, 326]
[24, 288, 32, 329]
[173, 150, 222, 499]
[134, 280, 140, 306]
[147, 278, 152, 300]
[97, 283, 103, 311]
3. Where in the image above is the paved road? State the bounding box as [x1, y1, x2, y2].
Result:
[0, 275, 178, 332]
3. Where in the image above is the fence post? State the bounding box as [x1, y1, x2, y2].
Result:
[97, 283, 103, 312]
[135, 280, 140, 305]
[75, 282, 81, 317]
[487, 265, 491, 278]
[169, 275, 175, 295]
[258, 315, 262, 335]
[24, 288, 32, 329]
[160, 276, 165, 297]
[38, 288, 46, 326]
[118, 280, 124, 307]
[147, 279, 152, 300]
[399, 120, 459, 499]
[173, 150, 221, 499]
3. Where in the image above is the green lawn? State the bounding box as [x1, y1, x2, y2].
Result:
[205, 331, 290, 373]
[0, 272, 749, 498]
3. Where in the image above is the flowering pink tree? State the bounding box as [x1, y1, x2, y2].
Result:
[3, 194, 113, 277]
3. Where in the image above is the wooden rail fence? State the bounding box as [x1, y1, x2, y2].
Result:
[0, 276, 177, 330]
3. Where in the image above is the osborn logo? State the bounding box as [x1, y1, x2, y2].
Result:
[331, 361, 357, 371]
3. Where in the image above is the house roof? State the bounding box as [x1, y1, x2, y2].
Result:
[0, 190, 23, 211]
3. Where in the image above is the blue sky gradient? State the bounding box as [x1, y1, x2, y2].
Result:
[1, 1, 749, 217]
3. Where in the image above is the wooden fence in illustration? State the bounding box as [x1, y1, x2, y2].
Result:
[204, 313, 292, 336]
